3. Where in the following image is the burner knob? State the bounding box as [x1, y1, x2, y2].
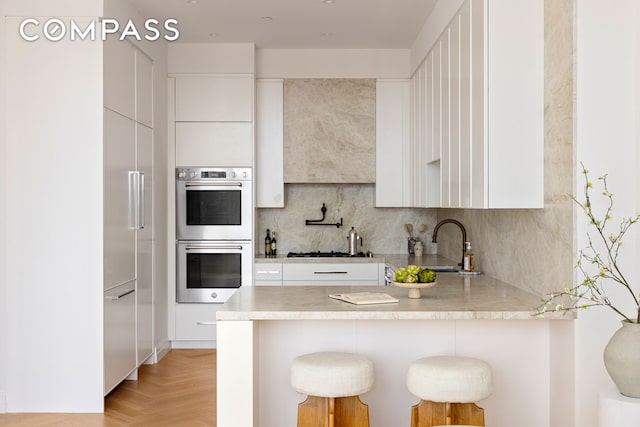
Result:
[190, 171, 197, 178]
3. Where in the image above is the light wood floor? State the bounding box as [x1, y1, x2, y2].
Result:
[0, 349, 216, 427]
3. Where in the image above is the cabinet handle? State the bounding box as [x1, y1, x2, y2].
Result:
[185, 182, 242, 188]
[105, 288, 135, 300]
[314, 271, 348, 274]
[196, 321, 216, 326]
[185, 245, 242, 251]
[257, 271, 281, 275]
[139, 172, 145, 229]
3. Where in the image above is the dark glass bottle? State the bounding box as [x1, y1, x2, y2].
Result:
[265, 229, 271, 257]
[270, 231, 277, 256]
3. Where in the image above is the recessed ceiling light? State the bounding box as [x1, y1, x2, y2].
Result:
[187, 0, 199, 4]
[323, 0, 336, 4]
[321, 32, 334, 37]
[261, 16, 274, 21]
[208, 33, 219, 37]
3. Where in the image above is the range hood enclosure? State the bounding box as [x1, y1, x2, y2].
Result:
[283, 79, 376, 183]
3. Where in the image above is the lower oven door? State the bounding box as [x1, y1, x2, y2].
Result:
[176, 241, 252, 303]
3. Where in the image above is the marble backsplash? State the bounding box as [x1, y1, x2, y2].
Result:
[256, 184, 437, 256]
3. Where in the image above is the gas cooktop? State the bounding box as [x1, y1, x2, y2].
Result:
[286, 251, 366, 258]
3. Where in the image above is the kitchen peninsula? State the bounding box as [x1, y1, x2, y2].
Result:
[217, 273, 574, 427]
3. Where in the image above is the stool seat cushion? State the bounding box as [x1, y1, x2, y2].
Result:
[407, 356, 492, 403]
[291, 352, 374, 398]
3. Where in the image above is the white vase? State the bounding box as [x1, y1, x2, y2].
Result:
[603, 320, 640, 398]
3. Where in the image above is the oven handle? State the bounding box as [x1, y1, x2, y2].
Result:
[184, 245, 244, 251]
[184, 182, 243, 188]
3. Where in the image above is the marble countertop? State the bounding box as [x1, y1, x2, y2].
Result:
[255, 253, 455, 267]
[217, 273, 572, 321]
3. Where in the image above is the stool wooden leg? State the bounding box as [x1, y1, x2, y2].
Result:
[298, 395, 370, 427]
[450, 402, 484, 426]
[298, 395, 329, 427]
[410, 400, 447, 427]
[410, 400, 485, 427]
[334, 396, 370, 427]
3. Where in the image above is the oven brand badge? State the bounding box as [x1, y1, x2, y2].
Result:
[19, 18, 180, 42]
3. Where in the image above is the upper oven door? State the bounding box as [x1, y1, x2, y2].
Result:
[176, 170, 252, 240]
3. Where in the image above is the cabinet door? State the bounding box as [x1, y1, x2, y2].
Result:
[459, 0, 473, 208]
[254, 262, 283, 285]
[104, 109, 136, 290]
[104, 38, 135, 120]
[282, 263, 380, 285]
[104, 282, 137, 395]
[136, 124, 153, 364]
[375, 79, 411, 207]
[175, 304, 217, 341]
[175, 122, 252, 167]
[256, 79, 285, 208]
[175, 76, 253, 122]
[135, 51, 153, 128]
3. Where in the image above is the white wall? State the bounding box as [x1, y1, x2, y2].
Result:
[0, 0, 7, 414]
[168, 42, 255, 74]
[3, 1, 104, 412]
[576, 0, 639, 425]
[256, 49, 410, 78]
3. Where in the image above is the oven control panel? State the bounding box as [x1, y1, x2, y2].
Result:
[176, 167, 252, 181]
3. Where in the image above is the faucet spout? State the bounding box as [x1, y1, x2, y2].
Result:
[431, 219, 467, 268]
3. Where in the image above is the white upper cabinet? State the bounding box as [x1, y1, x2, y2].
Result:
[421, 0, 543, 209]
[375, 79, 411, 207]
[175, 76, 253, 122]
[478, 0, 544, 208]
[175, 122, 252, 167]
[256, 79, 285, 208]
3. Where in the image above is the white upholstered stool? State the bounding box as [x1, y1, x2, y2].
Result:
[291, 352, 374, 427]
[406, 356, 492, 427]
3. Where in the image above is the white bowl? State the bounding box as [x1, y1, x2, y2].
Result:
[391, 281, 437, 299]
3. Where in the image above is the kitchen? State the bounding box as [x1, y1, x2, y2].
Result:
[0, 0, 639, 426]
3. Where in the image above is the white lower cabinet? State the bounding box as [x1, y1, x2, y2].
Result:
[104, 282, 137, 395]
[174, 303, 219, 342]
[255, 262, 284, 285]
[282, 263, 382, 285]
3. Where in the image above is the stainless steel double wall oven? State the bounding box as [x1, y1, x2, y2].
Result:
[175, 167, 252, 303]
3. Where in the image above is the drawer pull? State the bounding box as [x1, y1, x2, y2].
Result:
[257, 271, 281, 275]
[105, 288, 135, 300]
[196, 321, 216, 326]
[314, 271, 348, 274]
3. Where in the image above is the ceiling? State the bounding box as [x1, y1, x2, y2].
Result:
[128, 0, 437, 49]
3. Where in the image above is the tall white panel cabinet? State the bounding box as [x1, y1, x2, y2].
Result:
[103, 37, 154, 395]
[425, 0, 544, 208]
[401, 0, 544, 209]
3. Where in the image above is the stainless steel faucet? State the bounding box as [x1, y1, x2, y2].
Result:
[431, 219, 467, 268]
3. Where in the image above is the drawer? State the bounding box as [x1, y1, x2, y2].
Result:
[175, 303, 218, 341]
[282, 263, 379, 282]
[254, 263, 283, 281]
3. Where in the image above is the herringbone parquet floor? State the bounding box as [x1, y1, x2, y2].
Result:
[0, 349, 216, 427]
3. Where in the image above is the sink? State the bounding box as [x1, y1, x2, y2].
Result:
[424, 265, 458, 272]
